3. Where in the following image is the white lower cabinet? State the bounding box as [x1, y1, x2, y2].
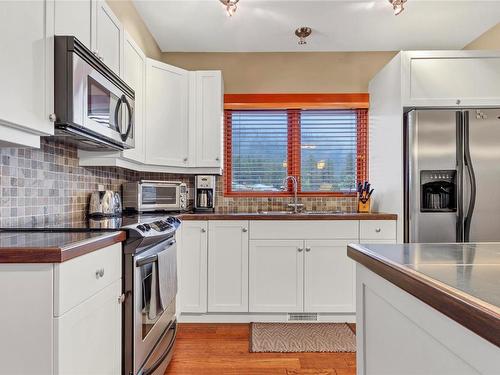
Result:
[208, 221, 249, 312]
[55, 279, 122, 375]
[179, 221, 208, 313]
[249, 240, 304, 313]
[0, 243, 122, 375]
[304, 240, 357, 313]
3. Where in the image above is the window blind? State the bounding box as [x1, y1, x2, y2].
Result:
[300, 110, 358, 193]
[224, 108, 368, 195]
[225, 110, 288, 192]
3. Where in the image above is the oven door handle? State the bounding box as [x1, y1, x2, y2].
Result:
[142, 321, 178, 375]
[135, 240, 176, 267]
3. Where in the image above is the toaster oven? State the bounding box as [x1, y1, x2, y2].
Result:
[123, 181, 188, 212]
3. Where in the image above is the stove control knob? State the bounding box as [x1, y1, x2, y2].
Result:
[143, 223, 151, 231]
[136, 224, 146, 232]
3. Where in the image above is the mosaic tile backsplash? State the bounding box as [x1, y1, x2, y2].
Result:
[0, 138, 193, 227]
[0, 138, 355, 227]
[214, 178, 358, 213]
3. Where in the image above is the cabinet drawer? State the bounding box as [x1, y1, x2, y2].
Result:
[250, 220, 358, 240]
[360, 220, 396, 240]
[54, 243, 122, 316]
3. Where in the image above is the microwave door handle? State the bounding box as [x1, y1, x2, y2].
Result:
[114, 96, 124, 135]
[120, 95, 133, 142]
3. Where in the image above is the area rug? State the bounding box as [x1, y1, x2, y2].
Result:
[250, 323, 356, 353]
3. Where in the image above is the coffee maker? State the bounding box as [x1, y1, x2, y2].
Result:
[195, 175, 216, 212]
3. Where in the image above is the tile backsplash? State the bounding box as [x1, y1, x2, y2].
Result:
[214, 177, 357, 213]
[0, 138, 356, 227]
[0, 138, 193, 227]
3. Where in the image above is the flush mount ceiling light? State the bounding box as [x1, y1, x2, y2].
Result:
[219, 0, 239, 17]
[295, 27, 312, 45]
[389, 0, 407, 15]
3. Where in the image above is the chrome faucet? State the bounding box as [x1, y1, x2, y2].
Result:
[282, 176, 304, 213]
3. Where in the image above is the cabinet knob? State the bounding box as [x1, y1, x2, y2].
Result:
[242, 228, 248, 232]
[95, 268, 105, 279]
[298, 248, 303, 252]
[305, 247, 311, 252]
[183, 157, 188, 162]
[375, 228, 381, 233]
[215, 157, 220, 161]
[201, 228, 206, 233]
[118, 294, 126, 304]
[456, 99, 461, 105]
[48, 113, 56, 122]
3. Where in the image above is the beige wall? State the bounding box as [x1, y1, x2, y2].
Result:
[162, 52, 397, 93]
[464, 22, 500, 50]
[106, 0, 162, 60]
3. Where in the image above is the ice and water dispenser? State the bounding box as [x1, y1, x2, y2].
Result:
[420, 170, 457, 212]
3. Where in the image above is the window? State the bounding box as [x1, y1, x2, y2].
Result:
[224, 95, 368, 196]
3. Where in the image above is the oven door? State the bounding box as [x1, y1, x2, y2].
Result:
[133, 239, 177, 374]
[139, 184, 180, 211]
[72, 52, 135, 149]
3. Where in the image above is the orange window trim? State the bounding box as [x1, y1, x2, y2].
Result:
[224, 93, 369, 110]
[224, 94, 369, 197]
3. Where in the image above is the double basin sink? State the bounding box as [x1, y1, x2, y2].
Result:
[257, 210, 346, 215]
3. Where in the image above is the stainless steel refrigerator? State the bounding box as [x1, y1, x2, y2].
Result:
[404, 109, 500, 243]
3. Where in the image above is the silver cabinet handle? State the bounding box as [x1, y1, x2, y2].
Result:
[201, 228, 206, 233]
[48, 113, 56, 122]
[375, 228, 381, 233]
[305, 247, 311, 252]
[183, 157, 188, 162]
[95, 268, 104, 279]
[242, 228, 248, 232]
[298, 248, 303, 252]
[118, 294, 125, 304]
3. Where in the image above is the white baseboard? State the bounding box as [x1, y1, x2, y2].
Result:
[178, 312, 356, 323]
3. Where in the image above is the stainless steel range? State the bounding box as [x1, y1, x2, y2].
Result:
[122, 215, 180, 375]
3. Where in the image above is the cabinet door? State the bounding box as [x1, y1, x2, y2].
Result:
[191, 71, 223, 168]
[122, 32, 146, 163]
[95, 0, 123, 76]
[179, 221, 208, 313]
[208, 221, 249, 312]
[54, 279, 122, 375]
[145, 59, 189, 167]
[54, 0, 94, 49]
[0, 1, 53, 138]
[249, 240, 304, 313]
[304, 240, 357, 313]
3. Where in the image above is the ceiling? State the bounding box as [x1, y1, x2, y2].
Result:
[133, 0, 500, 52]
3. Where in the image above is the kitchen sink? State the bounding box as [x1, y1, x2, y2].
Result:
[257, 210, 345, 215]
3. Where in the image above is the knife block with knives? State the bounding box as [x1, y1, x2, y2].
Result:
[357, 181, 374, 213]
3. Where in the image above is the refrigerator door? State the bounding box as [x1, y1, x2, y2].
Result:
[465, 109, 500, 242]
[407, 110, 459, 243]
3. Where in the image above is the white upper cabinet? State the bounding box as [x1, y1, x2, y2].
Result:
[145, 59, 189, 167]
[95, 0, 124, 76]
[122, 32, 146, 163]
[53, 0, 95, 49]
[400, 51, 500, 108]
[0, 0, 54, 143]
[190, 71, 224, 168]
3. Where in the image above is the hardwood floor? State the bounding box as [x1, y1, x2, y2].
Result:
[164, 324, 356, 375]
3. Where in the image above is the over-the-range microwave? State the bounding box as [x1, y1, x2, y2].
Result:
[123, 181, 188, 212]
[53, 35, 135, 150]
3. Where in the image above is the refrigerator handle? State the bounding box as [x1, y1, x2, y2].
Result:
[463, 111, 477, 242]
[456, 112, 464, 242]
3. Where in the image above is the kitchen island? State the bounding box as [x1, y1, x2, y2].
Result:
[347, 243, 500, 375]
